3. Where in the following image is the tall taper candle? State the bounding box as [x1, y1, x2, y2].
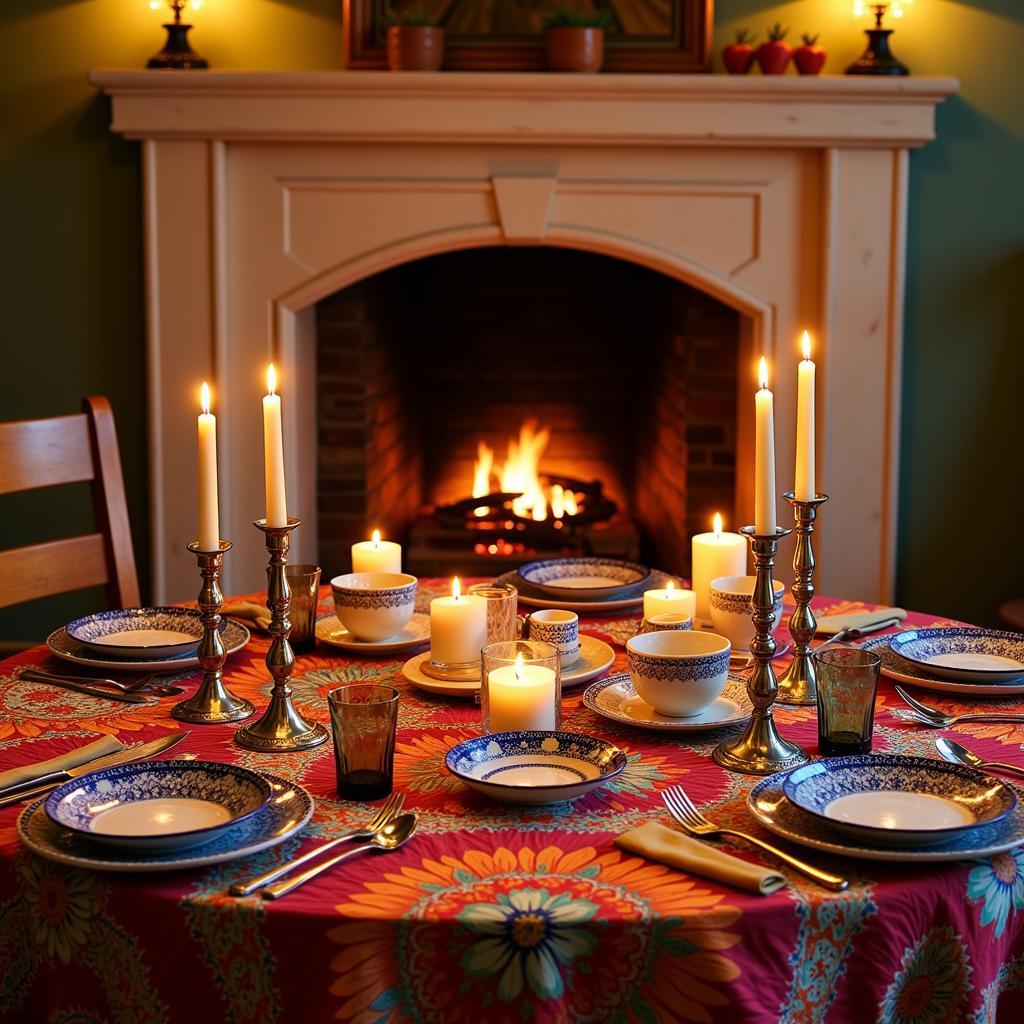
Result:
[794, 331, 816, 501]
[263, 364, 287, 528]
[754, 357, 777, 534]
[197, 382, 220, 552]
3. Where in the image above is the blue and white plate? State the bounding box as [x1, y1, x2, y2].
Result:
[45, 760, 273, 852]
[517, 558, 652, 601]
[446, 731, 627, 805]
[19, 773, 312, 873]
[781, 754, 1016, 848]
[67, 607, 214, 658]
[47, 618, 249, 672]
[497, 568, 673, 613]
[889, 627, 1024, 683]
[748, 771, 1024, 863]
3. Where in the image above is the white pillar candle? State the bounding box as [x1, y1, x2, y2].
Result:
[691, 513, 747, 624]
[754, 357, 777, 535]
[430, 577, 488, 665]
[643, 580, 696, 623]
[263, 363, 288, 528]
[352, 530, 402, 573]
[487, 652, 557, 732]
[795, 330, 816, 501]
[197, 382, 220, 552]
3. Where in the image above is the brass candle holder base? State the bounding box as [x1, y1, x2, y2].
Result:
[713, 526, 809, 775]
[420, 658, 482, 683]
[234, 519, 328, 753]
[778, 493, 829, 707]
[172, 540, 255, 725]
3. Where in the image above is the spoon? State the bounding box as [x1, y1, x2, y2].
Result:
[935, 738, 1024, 780]
[261, 812, 419, 900]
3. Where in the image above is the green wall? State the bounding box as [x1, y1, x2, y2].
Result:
[1, 1, 1021, 641]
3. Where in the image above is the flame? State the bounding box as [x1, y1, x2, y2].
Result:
[200, 381, 211, 415]
[469, 418, 581, 521]
[452, 576, 461, 600]
[713, 512, 723, 538]
[266, 363, 278, 396]
[666, 580, 676, 594]
[371, 529, 381, 547]
[758, 357, 769, 391]
[514, 651, 524, 681]
[801, 330, 812, 361]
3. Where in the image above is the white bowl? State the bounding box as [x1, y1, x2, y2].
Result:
[625, 630, 731, 717]
[330, 572, 417, 641]
[709, 575, 785, 653]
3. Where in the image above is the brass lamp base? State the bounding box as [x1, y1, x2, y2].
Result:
[148, 23, 208, 69]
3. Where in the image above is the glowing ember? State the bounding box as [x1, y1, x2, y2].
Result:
[470, 419, 582, 522]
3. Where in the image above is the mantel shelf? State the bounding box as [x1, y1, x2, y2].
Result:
[90, 70, 959, 148]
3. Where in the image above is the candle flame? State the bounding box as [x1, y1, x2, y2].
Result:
[371, 529, 381, 548]
[801, 330, 812, 361]
[514, 651, 524, 681]
[266, 363, 278, 396]
[200, 381, 211, 415]
[758, 357, 769, 390]
[713, 512, 723, 538]
[666, 580, 676, 594]
[452, 576, 461, 600]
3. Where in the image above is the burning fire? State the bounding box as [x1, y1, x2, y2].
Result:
[471, 419, 580, 522]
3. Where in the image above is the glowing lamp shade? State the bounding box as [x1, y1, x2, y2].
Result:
[147, 0, 208, 69]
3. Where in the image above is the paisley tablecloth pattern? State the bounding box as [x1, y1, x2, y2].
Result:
[0, 580, 1023, 1023]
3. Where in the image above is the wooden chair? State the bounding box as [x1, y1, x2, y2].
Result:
[0, 396, 140, 610]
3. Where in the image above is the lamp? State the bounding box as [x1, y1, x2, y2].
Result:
[846, 1, 912, 76]
[147, 0, 208, 69]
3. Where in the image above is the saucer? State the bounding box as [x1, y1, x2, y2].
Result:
[401, 651, 479, 698]
[582, 673, 752, 732]
[889, 627, 1024, 683]
[47, 619, 250, 673]
[517, 558, 651, 601]
[19, 773, 313, 873]
[315, 612, 430, 655]
[445, 731, 627, 805]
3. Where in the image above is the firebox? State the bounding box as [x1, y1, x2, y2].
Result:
[316, 248, 739, 580]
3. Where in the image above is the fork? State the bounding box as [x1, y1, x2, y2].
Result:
[893, 685, 1024, 729]
[229, 791, 405, 897]
[661, 785, 848, 891]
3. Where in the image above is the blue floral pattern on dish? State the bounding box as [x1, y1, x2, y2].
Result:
[889, 627, 1024, 677]
[625, 647, 731, 683]
[517, 558, 651, 593]
[66, 607, 209, 646]
[331, 580, 417, 610]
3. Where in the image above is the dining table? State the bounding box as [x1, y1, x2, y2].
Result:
[1, 577, 1023, 1024]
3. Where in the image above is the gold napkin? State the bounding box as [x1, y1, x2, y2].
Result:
[616, 821, 787, 895]
[0, 734, 124, 793]
[814, 607, 907, 636]
[223, 601, 272, 632]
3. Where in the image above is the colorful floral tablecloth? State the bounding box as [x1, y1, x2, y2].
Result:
[1, 580, 1023, 1024]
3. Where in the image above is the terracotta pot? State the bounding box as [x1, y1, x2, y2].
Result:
[386, 26, 444, 72]
[546, 27, 604, 73]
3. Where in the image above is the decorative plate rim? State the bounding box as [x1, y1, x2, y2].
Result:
[66, 607, 211, 650]
[889, 627, 1024, 679]
[516, 557, 653, 596]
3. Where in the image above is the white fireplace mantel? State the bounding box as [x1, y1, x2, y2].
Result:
[91, 70, 957, 602]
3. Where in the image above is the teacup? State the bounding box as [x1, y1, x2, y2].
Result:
[330, 572, 417, 642]
[522, 609, 581, 668]
[709, 575, 785, 653]
[639, 613, 693, 634]
[625, 630, 731, 717]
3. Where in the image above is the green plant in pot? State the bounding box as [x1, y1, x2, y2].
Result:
[386, 8, 444, 71]
[544, 6, 613, 73]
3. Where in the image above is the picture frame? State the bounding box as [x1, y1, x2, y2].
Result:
[345, 0, 713, 72]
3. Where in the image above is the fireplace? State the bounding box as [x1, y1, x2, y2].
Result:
[315, 247, 739, 580]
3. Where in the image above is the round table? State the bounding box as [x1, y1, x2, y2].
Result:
[1, 580, 1023, 1023]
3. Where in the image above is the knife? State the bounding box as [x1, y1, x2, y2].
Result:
[20, 671, 154, 705]
[0, 732, 190, 809]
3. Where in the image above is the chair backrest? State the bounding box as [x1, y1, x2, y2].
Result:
[0, 396, 140, 610]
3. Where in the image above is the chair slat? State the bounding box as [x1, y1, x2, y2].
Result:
[0, 535, 110, 609]
[0, 415, 93, 495]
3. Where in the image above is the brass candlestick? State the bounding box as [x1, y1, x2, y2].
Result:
[234, 518, 328, 753]
[713, 526, 809, 775]
[778, 493, 829, 706]
[172, 540, 255, 724]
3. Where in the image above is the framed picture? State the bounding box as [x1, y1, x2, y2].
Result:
[346, 1, 713, 72]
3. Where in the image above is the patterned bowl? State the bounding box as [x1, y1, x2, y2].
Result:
[517, 558, 652, 601]
[66, 607, 212, 659]
[445, 731, 627, 805]
[781, 754, 1017, 848]
[888, 627, 1024, 683]
[44, 760, 273, 852]
[708, 576, 785, 653]
[330, 572, 418, 642]
[625, 630, 731, 717]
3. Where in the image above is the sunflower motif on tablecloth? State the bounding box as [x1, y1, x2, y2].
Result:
[968, 850, 1024, 939]
[327, 833, 742, 1023]
[19, 857, 101, 965]
[394, 730, 477, 801]
[972, 955, 1024, 1024]
[878, 925, 973, 1024]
